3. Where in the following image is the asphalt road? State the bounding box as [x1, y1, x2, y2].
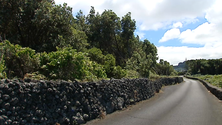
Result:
[86, 77, 222, 125]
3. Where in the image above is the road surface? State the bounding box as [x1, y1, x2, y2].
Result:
[86, 77, 222, 125]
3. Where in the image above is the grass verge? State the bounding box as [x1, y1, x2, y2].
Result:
[191, 74, 222, 88]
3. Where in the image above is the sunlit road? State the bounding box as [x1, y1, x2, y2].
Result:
[86, 77, 222, 125]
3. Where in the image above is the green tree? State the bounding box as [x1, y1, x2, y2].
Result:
[87, 47, 105, 65]
[121, 12, 136, 59]
[87, 48, 126, 78]
[125, 36, 160, 77]
[75, 10, 88, 32]
[126, 48, 152, 77]
[155, 59, 176, 75]
[142, 39, 158, 67]
[187, 59, 222, 75]
[86, 6, 101, 48]
[100, 10, 121, 54]
[0, 0, 74, 52]
[60, 26, 88, 52]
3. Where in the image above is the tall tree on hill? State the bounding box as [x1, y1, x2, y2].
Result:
[142, 39, 158, 68]
[85, 7, 139, 67]
[100, 10, 121, 54]
[86, 6, 102, 48]
[125, 39, 158, 77]
[120, 12, 136, 59]
[75, 10, 88, 32]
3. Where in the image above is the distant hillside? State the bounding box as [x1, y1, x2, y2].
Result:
[173, 61, 188, 72]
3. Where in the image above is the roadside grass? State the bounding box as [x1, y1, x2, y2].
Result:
[191, 74, 222, 88]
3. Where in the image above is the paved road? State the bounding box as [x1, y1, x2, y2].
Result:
[86, 77, 222, 125]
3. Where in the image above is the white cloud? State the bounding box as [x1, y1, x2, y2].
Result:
[158, 22, 183, 42]
[179, 0, 222, 45]
[158, 43, 222, 65]
[54, 0, 105, 14]
[179, 22, 222, 45]
[205, 0, 222, 24]
[136, 0, 215, 30]
[55, 0, 215, 30]
[164, 0, 221, 40]
[158, 0, 222, 65]
[173, 22, 183, 28]
[159, 28, 180, 42]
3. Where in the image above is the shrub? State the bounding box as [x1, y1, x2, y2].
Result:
[194, 75, 222, 88]
[0, 40, 40, 78]
[87, 48, 126, 78]
[112, 66, 126, 79]
[40, 47, 107, 81]
[87, 47, 104, 64]
[0, 55, 6, 79]
[149, 71, 161, 80]
[125, 70, 140, 79]
[104, 54, 116, 77]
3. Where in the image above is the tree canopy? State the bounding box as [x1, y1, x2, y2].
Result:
[0, 1, 176, 80]
[186, 59, 222, 75]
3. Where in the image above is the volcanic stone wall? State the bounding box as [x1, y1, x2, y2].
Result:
[0, 77, 183, 125]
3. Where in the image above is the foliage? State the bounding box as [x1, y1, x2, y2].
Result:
[187, 59, 222, 75]
[0, 1, 163, 80]
[85, 7, 138, 67]
[87, 48, 105, 64]
[0, 0, 74, 52]
[125, 70, 140, 79]
[142, 39, 158, 67]
[149, 72, 161, 81]
[69, 27, 89, 52]
[125, 39, 158, 78]
[154, 59, 176, 76]
[104, 54, 116, 76]
[192, 74, 222, 88]
[112, 66, 126, 79]
[39, 47, 107, 81]
[0, 55, 6, 79]
[24, 72, 46, 80]
[87, 48, 126, 78]
[0, 40, 40, 78]
[177, 71, 187, 75]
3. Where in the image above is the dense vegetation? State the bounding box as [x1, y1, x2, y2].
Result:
[185, 59, 222, 88]
[191, 74, 222, 88]
[0, 0, 176, 81]
[186, 59, 222, 75]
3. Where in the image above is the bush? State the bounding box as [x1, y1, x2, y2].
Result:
[112, 66, 126, 79]
[87, 47, 104, 64]
[0, 40, 40, 78]
[87, 48, 126, 78]
[0, 55, 6, 79]
[40, 47, 107, 81]
[104, 54, 116, 77]
[149, 71, 161, 80]
[125, 70, 140, 78]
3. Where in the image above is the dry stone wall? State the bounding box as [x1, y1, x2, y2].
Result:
[0, 77, 183, 125]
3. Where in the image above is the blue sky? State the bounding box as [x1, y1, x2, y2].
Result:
[145, 17, 208, 48]
[55, 0, 222, 65]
